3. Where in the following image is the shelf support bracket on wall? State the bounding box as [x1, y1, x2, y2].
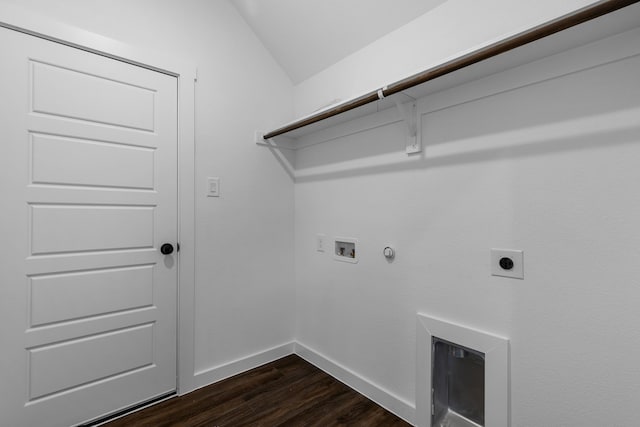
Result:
[392, 97, 420, 154]
[255, 130, 296, 180]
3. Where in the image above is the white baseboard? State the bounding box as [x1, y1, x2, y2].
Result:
[184, 340, 415, 425]
[187, 341, 296, 393]
[294, 342, 416, 425]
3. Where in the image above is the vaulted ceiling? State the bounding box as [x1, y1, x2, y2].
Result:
[230, 0, 446, 84]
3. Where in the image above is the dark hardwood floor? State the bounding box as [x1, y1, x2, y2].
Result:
[103, 355, 411, 427]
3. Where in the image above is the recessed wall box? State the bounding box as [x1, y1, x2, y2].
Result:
[432, 338, 485, 427]
[334, 237, 358, 263]
[417, 314, 510, 427]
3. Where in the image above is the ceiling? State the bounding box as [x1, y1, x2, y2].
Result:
[230, 0, 446, 84]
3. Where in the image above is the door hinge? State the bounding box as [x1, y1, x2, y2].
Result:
[177, 243, 180, 252]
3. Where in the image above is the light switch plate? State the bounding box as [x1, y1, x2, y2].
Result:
[491, 248, 524, 279]
[207, 177, 220, 197]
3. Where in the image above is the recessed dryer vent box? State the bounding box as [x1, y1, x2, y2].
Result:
[417, 313, 509, 427]
[432, 338, 485, 427]
[334, 237, 358, 263]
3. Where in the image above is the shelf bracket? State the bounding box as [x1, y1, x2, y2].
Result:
[393, 99, 420, 154]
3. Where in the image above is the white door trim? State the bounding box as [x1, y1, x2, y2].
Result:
[0, 3, 199, 396]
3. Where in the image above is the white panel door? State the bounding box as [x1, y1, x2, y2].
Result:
[0, 26, 178, 427]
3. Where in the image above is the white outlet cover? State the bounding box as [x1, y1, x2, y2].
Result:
[207, 177, 220, 197]
[316, 234, 326, 252]
[491, 248, 524, 279]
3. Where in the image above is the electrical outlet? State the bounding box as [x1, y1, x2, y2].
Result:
[316, 234, 326, 252]
[491, 248, 524, 279]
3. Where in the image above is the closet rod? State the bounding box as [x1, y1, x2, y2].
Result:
[263, 0, 638, 140]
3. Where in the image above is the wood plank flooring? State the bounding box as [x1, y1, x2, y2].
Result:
[103, 355, 411, 427]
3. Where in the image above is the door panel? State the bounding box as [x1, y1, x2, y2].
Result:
[31, 59, 156, 131]
[30, 265, 154, 326]
[0, 26, 178, 427]
[28, 324, 154, 400]
[30, 204, 155, 254]
[31, 133, 156, 189]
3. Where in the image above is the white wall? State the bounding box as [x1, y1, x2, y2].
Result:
[0, 0, 296, 390]
[293, 0, 600, 117]
[4, 1, 639, 425]
[293, 21, 640, 427]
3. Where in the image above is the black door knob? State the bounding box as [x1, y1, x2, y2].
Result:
[160, 243, 174, 255]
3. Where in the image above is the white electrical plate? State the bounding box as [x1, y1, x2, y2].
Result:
[491, 248, 524, 279]
[207, 177, 220, 197]
[316, 234, 326, 252]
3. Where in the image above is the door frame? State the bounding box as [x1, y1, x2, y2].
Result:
[0, 3, 199, 396]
